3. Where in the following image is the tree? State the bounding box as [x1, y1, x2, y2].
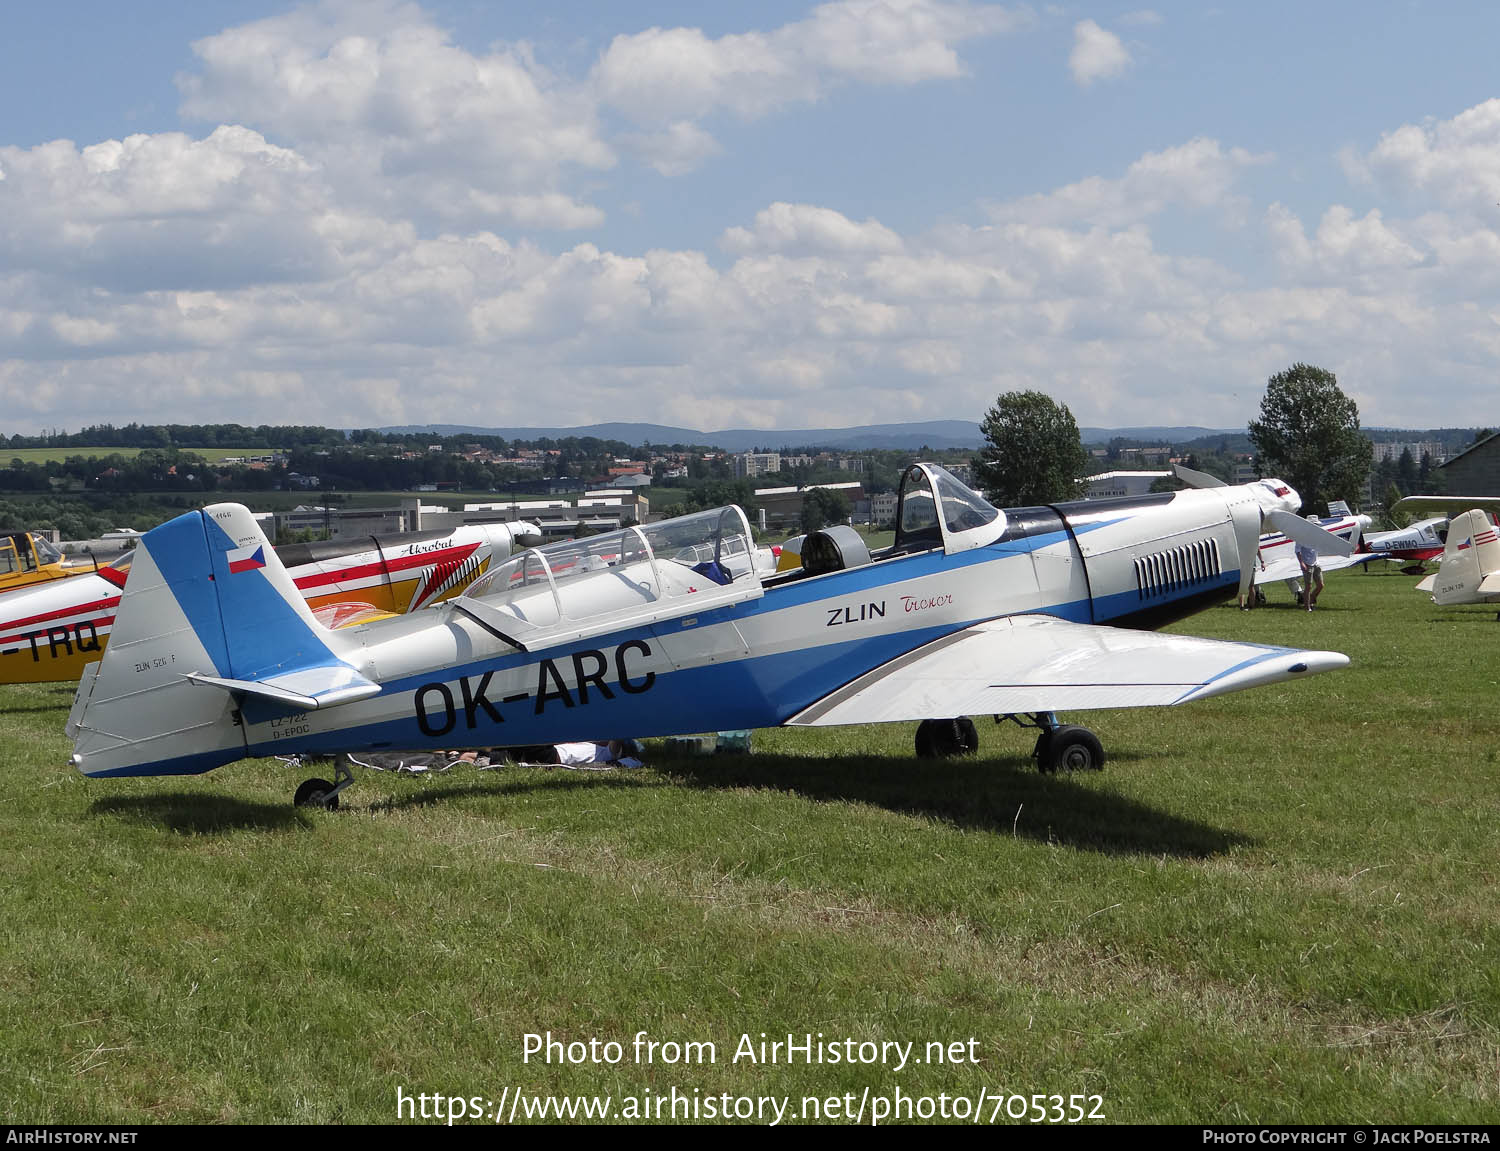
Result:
[1396, 447, 1418, 494]
[1247, 363, 1373, 515]
[801, 487, 850, 533]
[1381, 482, 1406, 526]
[974, 390, 1089, 507]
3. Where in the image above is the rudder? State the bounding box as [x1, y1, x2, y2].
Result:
[68, 504, 361, 777]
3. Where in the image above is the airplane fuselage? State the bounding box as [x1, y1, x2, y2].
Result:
[1360, 517, 1448, 564]
[70, 484, 1270, 777]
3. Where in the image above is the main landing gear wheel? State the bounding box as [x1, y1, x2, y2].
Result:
[1034, 725, 1105, 773]
[915, 717, 979, 758]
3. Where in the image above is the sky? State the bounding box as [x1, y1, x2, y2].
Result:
[3, 1, 1500, 436]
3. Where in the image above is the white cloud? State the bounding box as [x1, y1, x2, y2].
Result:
[721, 202, 905, 256]
[986, 137, 1271, 228]
[8, 7, 1500, 434]
[0, 127, 367, 292]
[1265, 204, 1424, 278]
[1343, 98, 1500, 218]
[177, 0, 614, 228]
[621, 121, 723, 178]
[1069, 19, 1130, 87]
[593, 0, 1027, 124]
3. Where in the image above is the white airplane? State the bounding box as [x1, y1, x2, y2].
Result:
[1390, 498, 1500, 609]
[1172, 466, 1374, 602]
[66, 464, 1348, 806]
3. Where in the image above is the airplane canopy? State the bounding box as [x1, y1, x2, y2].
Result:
[455, 505, 764, 647]
[894, 464, 1007, 555]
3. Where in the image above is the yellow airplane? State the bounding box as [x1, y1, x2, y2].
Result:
[0, 531, 105, 594]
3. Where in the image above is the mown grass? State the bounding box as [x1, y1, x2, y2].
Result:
[1, 565, 1497, 1124]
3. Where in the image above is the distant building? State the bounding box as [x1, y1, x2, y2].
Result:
[753, 481, 865, 532]
[608, 473, 653, 489]
[1373, 440, 1447, 465]
[1437, 433, 1500, 493]
[1085, 470, 1173, 498]
[732, 451, 782, 479]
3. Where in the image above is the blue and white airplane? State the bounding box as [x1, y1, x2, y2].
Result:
[67, 464, 1349, 805]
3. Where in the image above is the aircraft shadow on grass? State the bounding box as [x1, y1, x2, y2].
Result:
[84, 743, 1248, 855]
[362, 770, 649, 813]
[90, 793, 311, 834]
[655, 753, 1252, 859]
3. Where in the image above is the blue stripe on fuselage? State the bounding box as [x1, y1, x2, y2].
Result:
[245, 622, 966, 758]
[83, 746, 246, 778]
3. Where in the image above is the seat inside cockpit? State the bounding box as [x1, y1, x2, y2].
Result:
[768, 464, 1007, 581]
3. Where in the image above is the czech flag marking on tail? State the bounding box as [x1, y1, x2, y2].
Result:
[227, 543, 266, 574]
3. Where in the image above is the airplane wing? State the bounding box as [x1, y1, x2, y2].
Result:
[1395, 496, 1500, 516]
[787, 614, 1347, 726]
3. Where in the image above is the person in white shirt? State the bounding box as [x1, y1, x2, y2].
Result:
[1295, 539, 1323, 611]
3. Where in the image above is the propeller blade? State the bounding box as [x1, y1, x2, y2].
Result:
[1172, 463, 1227, 489]
[1266, 510, 1354, 557]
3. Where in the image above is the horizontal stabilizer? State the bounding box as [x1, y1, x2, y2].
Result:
[1415, 573, 1436, 593]
[1479, 572, 1500, 597]
[186, 666, 381, 710]
[788, 615, 1348, 726]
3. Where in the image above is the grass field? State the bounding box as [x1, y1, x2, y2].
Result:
[2, 566, 1497, 1124]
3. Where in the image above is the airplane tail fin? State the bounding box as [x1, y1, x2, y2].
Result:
[68, 505, 375, 778]
[1428, 509, 1500, 605]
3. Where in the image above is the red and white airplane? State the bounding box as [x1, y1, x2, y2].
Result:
[1355, 517, 1450, 570]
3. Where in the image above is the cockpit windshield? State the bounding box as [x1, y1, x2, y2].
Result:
[461, 505, 760, 630]
[934, 467, 1001, 534]
[893, 465, 1003, 554]
[32, 536, 62, 566]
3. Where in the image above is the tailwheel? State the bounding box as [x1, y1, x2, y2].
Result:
[915, 717, 979, 758]
[1038, 725, 1105, 773]
[294, 778, 338, 809]
[293, 757, 355, 809]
